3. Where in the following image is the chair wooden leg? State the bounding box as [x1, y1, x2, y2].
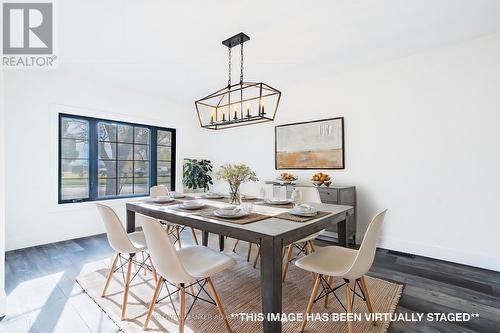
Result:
[360, 276, 377, 325]
[143, 277, 164, 329]
[324, 276, 333, 308]
[232, 239, 240, 252]
[345, 280, 354, 333]
[179, 285, 186, 333]
[246, 242, 253, 262]
[308, 240, 316, 252]
[148, 255, 158, 283]
[207, 277, 232, 333]
[300, 274, 321, 333]
[121, 255, 134, 320]
[176, 227, 182, 248]
[303, 242, 309, 255]
[302, 242, 317, 282]
[253, 246, 261, 269]
[190, 228, 199, 245]
[189, 284, 196, 297]
[282, 245, 294, 282]
[102, 253, 119, 297]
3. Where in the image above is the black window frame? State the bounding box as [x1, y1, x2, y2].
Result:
[58, 113, 176, 204]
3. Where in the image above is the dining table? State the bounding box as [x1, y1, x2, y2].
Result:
[126, 195, 354, 333]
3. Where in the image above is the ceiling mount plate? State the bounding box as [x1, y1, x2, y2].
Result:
[222, 32, 250, 48]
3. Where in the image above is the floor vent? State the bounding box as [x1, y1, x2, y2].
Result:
[386, 250, 415, 258]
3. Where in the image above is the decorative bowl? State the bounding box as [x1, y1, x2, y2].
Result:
[312, 181, 324, 187]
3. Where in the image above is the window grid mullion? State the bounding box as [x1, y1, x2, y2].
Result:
[59, 113, 175, 203]
[88, 119, 98, 201]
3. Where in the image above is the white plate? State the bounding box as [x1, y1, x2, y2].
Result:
[265, 199, 292, 205]
[152, 197, 174, 203]
[179, 203, 204, 210]
[214, 209, 249, 219]
[289, 208, 318, 217]
[203, 193, 224, 199]
[172, 193, 186, 198]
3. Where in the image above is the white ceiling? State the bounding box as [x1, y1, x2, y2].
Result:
[59, 0, 500, 101]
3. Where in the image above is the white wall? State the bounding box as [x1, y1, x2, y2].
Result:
[0, 59, 6, 316]
[202, 33, 500, 271]
[3, 70, 202, 250]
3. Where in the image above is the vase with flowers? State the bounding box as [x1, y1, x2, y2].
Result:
[216, 163, 258, 204]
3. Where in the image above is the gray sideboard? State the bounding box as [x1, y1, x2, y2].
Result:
[267, 182, 357, 245]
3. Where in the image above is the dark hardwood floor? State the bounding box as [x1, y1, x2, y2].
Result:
[1, 233, 499, 333]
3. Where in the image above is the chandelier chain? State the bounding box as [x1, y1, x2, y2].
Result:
[228, 47, 232, 87]
[240, 42, 244, 84]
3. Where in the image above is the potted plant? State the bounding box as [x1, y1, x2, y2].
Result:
[216, 163, 258, 204]
[183, 159, 213, 192]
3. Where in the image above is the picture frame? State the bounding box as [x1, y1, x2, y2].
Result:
[275, 117, 345, 169]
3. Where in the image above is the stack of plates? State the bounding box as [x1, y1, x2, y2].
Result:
[151, 196, 174, 203]
[289, 205, 318, 217]
[264, 198, 293, 205]
[213, 208, 249, 219]
[203, 193, 224, 199]
[179, 201, 204, 210]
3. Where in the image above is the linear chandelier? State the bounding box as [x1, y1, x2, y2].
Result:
[195, 32, 281, 130]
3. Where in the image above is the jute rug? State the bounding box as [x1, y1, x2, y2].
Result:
[76, 253, 402, 333]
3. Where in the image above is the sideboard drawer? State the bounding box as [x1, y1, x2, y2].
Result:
[319, 189, 338, 203]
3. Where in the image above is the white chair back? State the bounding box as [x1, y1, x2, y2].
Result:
[294, 186, 321, 204]
[150, 185, 168, 198]
[344, 209, 387, 280]
[95, 204, 138, 254]
[140, 217, 193, 284]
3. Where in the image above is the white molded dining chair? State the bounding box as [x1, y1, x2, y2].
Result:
[281, 186, 322, 281]
[244, 187, 323, 274]
[150, 185, 199, 247]
[296, 209, 387, 333]
[96, 203, 158, 320]
[141, 217, 235, 333]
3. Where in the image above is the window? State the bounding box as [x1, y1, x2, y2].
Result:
[58, 114, 176, 203]
[157, 130, 172, 186]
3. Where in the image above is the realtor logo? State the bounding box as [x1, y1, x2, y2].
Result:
[2, 1, 57, 68]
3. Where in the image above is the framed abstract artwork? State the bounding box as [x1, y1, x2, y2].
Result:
[275, 117, 344, 169]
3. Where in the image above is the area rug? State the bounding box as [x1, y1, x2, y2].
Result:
[76, 253, 402, 333]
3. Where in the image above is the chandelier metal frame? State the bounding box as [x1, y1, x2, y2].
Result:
[195, 32, 281, 130]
